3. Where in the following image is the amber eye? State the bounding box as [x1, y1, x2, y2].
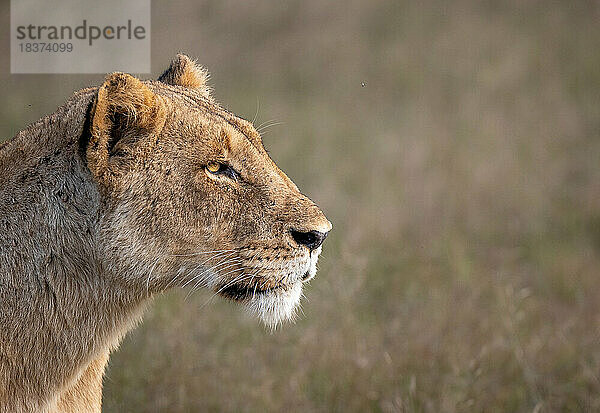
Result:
[205, 162, 239, 180]
[206, 162, 221, 173]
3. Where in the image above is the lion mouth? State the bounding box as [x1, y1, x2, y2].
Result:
[213, 274, 305, 328]
[218, 282, 286, 302]
[216, 257, 314, 302]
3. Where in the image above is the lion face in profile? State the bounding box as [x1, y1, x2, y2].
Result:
[87, 55, 331, 327]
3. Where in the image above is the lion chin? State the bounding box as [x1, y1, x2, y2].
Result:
[245, 282, 303, 330]
[214, 247, 322, 329]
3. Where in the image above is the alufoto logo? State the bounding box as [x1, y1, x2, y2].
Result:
[16, 20, 147, 46]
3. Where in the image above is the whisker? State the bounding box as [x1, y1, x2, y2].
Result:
[248, 272, 259, 300]
[166, 250, 241, 288]
[168, 248, 238, 258]
[251, 97, 260, 125]
[252, 278, 259, 300]
[197, 272, 252, 303]
[257, 121, 283, 134]
[256, 118, 276, 130]
[183, 257, 244, 295]
[179, 253, 240, 289]
[163, 266, 189, 291]
[215, 265, 245, 280]
[199, 270, 262, 308]
[181, 257, 243, 290]
[215, 271, 255, 294]
[298, 291, 307, 317]
[188, 260, 244, 295]
[145, 257, 161, 295]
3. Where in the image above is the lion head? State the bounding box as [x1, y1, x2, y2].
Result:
[86, 54, 332, 328]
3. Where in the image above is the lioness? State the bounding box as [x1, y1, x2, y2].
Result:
[0, 54, 331, 412]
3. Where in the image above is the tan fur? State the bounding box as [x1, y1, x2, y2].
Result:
[0, 55, 331, 412]
[50, 351, 109, 413]
[157, 54, 212, 97]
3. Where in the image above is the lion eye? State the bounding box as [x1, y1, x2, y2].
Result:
[206, 162, 221, 173]
[205, 162, 239, 180]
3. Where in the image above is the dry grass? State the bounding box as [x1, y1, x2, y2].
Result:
[1, 0, 600, 411]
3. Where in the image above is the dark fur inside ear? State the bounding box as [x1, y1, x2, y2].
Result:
[158, 54, 211, 98]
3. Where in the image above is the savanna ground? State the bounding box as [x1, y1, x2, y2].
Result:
[1, 1, 600, 411]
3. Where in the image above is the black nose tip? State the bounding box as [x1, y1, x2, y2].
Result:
[290, 229, 328, 250]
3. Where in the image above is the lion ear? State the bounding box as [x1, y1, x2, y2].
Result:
[88, 72, 166, 188]
[158, 54, 211, 98]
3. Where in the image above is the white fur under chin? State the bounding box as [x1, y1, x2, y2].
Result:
[244, 282, 303, 330]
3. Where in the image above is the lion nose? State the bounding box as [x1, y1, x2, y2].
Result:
[290, 229, 329, 251]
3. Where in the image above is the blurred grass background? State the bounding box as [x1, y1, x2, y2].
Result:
[2, 0, 600, 411]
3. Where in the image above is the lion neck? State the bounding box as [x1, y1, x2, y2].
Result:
[0, 90, 150, 412]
